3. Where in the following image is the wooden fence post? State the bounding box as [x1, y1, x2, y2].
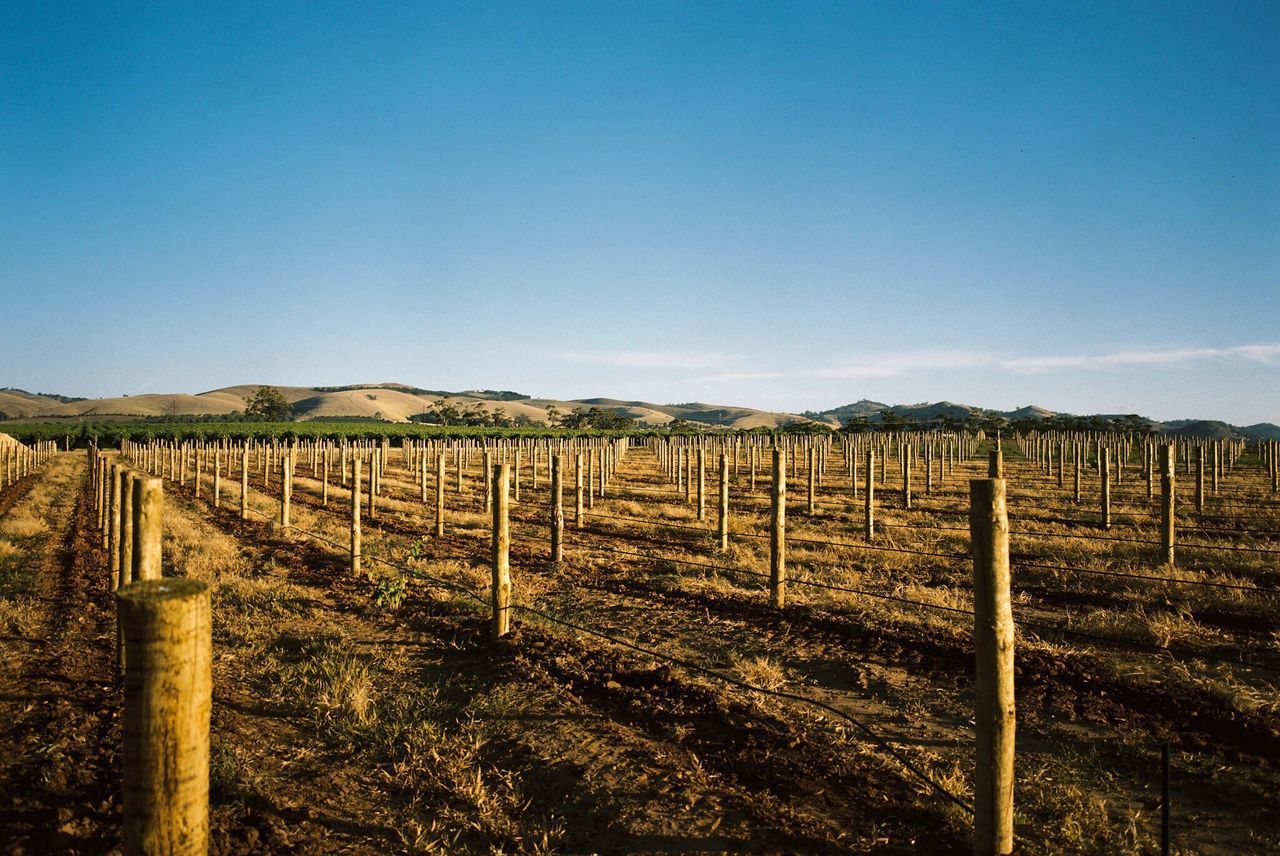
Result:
[435, 453, 446, 538]
[864, 450, 875, 541]
[1100, 448, 1111, 530]
[717, 452, 729, 553]
[575, 452, 584, 530]
[1194, 447, 1204, 513]
[903, 445, 913, 509]
[551, 454, 564, 563]
[807, 445, 817, 516]
[970, 478, 1015, 856]
[119, 471, 135, 587]
[280, 449, 292, 530]
[988, 449, 1002, 478]
[697, 449, 707, 522]
[239, 446, 249, 521]
[1073, 445, 1081, 504]
[1160, 444, 1176, 566]
[492, 463, 512, 640]
[770, 448, 786, 608]
[109, 464, 123, 587]
[132, 477, 164, 582]
[351, 457, 362, 576]
[118, 578, 211, 856]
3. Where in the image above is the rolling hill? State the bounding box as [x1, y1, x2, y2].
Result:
[0, 383, 1275, 439]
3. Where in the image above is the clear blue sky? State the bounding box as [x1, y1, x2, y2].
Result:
[3, 2, 1277, 424]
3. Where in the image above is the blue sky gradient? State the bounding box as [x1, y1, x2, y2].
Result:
[3, 3, 1277, 423]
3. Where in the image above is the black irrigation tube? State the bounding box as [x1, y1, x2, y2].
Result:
[1011, 559, 1280, 595]
[1016, 618, 1280, 675]
[579, 538, 978, 618]
[507, 601, 978, 818]
[787, 535, 969, 562]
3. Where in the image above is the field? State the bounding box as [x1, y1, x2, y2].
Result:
[1, 430, 1278, 854]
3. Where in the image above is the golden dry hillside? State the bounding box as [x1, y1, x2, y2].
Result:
[0, 384, 814, 428]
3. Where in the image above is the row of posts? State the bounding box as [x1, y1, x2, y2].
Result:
[0, 439, 55, 488]
[88, 446, 212, 855]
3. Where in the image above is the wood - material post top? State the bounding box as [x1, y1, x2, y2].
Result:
[116, 578, 209, 603]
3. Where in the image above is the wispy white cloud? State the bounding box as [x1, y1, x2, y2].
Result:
[550, 349, 744, 370]
[807, 350, 996, 379]
[1005, 343, 1280, 372]
[685, 371, 787, 383]
[672, 343, 1280, 385]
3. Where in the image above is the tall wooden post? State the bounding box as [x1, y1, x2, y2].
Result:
[903, 445, 913, 509]
[988, 449, 1002, 478]
[717, 452, 729, 553]
[769, 448, 786, 608]
[351, 457, 362, 576]
[588, 449, 597, 510]
[483, 450, 493, 513]
[132, 477, 164, 582]
[970, 478, 1015, 856]
[1194, 447, 1204, 513]
[550, 454, 564, 563]
[1073, 445, 1081, 504]
[697, 449, 707, 522]
[280, 449, 292, 530]
[239, 446, 249, 521]
[118, 578, 211, 856]
[492, 463, 512, 640]
[1100, 448, 1111, 530]
[864, 450, 875, 541]
[1160, 444, 1176, 566]
[807, 445, 817, 515]
[109, 464, 123, 587]
[575, 452, 584, 530]
[435, 453, 446, 538]
[119, 471, 135, 587]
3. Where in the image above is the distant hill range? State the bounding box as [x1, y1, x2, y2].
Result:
[1, 385, 1275, 440]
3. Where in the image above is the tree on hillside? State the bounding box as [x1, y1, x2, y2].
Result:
[245, 386, 293, 421]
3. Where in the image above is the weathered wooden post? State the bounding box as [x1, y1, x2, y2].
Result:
[118, 470, 135, 588]
[435, 453, 446, 538]
[1160, 444, 1176, 567]
[1100, 448, 1111, 530]
[514, 449, 522, 503]
[864, 449, 875, 541]
[483, 450, 493, 513]
[213, 453, 222, 509]
[109, 464, 123, 587]
[697, 449, 707, 522]
[1073, 445, 1081, 504]
[588, 448, 597, 510]
[575, 452, 584, 530]
[551, 454, 564, 563]
[279, 449, 292, 530]
[351, 457, 362, 576]
[131, 477, 164, 582]
[988, 449, 1002, 478]
[1194, 447, 1204, 513]
[492, 463, 512, 640]
[118, 577, 211, 856]
[239, 446, 249, 521]
[903, 445, 913, 509]
[769, 448, 786, 608]
[807, 445, 817, 515]
[970, 478, 1015, 856]
[717, 452, 729, 552]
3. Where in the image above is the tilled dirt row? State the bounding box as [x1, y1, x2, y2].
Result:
[0, 455, 122, 854]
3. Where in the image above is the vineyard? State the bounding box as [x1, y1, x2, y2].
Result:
[2, 429, 1279, 854]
